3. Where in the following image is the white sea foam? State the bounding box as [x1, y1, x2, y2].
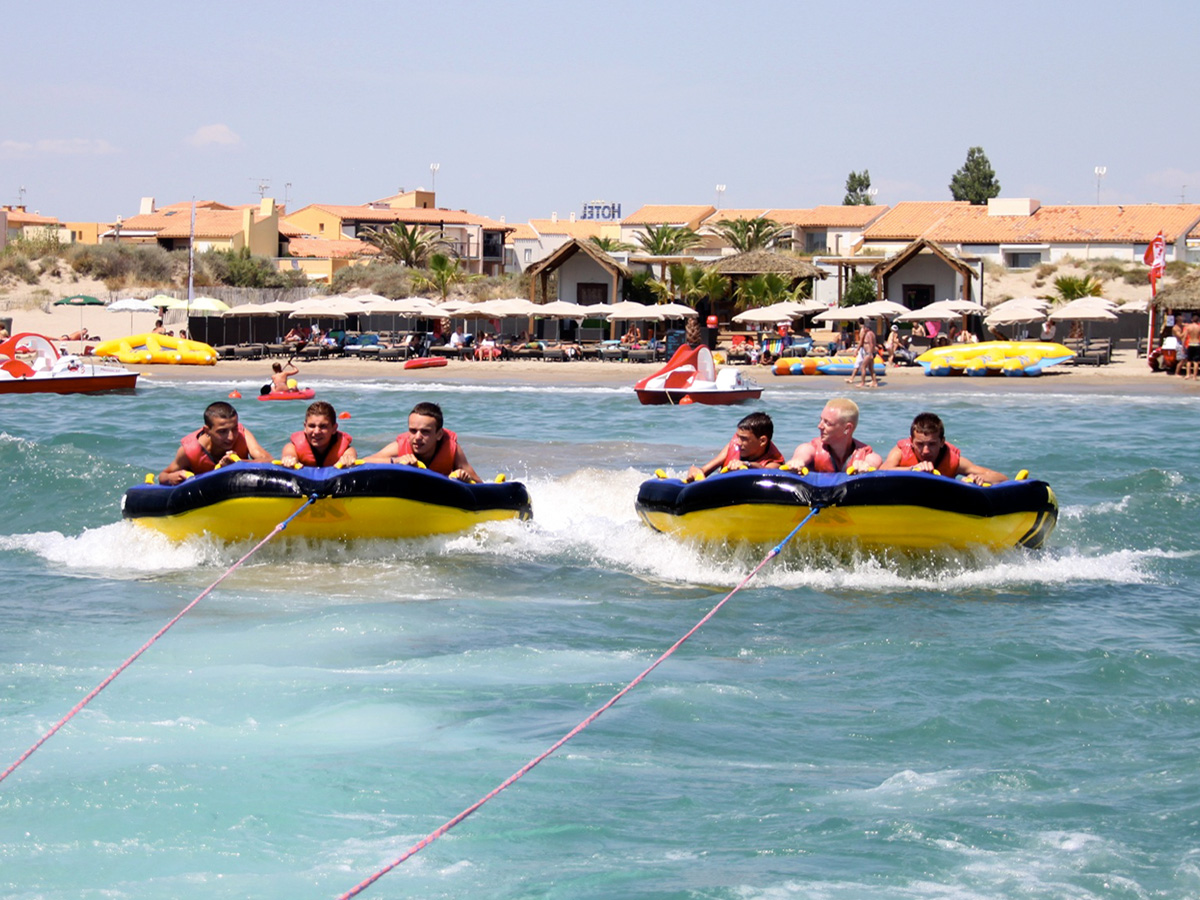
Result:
[0, 521, 213, 575]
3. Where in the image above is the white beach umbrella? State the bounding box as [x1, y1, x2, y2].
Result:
[603, 301, 666, 321]
[107, 297, 158, 332]
[655, 302, 699, 318]
[392, 296, 439, 315]
[733, 302, 804, 324]
[1116, 298, 1149, 313]
[535, 300, 591, 319]
[1048, 298, 1118, 321]
[984, 304, 1047, 327]
[813, 300, 908, 323]
[895, 299, 986, 322]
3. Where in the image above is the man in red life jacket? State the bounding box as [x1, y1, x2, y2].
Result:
[685, 411, 785, 482]
[158, 401, 271, 485]
[364, 401, 481, 483]
[786, 397, 882, 473]
[880, 412, 1007, 484]
[280, 401, 356, 468]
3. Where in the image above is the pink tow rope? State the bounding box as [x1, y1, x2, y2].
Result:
[0, 494, 319, 786]
[337, 506, 822, 899]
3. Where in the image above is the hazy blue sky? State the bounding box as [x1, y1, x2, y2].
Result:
[4, 0, 1197, 224]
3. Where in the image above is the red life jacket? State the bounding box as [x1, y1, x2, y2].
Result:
[396, 427, 459, 476]
[895, 438, 961, 477]
[808, 437, 874, 473]
[724, 436, 785, 467]
[180, 424, 251, 475]
[289, 430, 353, 467]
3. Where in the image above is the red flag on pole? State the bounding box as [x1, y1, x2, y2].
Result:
[1144, 231, 1165, 296]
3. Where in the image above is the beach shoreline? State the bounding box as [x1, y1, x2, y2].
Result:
[8, 300, 1191, 395]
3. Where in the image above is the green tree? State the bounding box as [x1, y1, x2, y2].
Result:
[843, 170, 875, 205]
[622, 270, 657, 304]
[734, 272, 792, 310]
[698, 269, 730, 307]
[709, 217, 784, 252]
[412, 252, 478, 300]
[842, 272, 878, 307]
[588, 235, 635, 253]
[949, 146, 1001, 204]
[360, 222, 447, 268]
[1053, 274, 1104, 301]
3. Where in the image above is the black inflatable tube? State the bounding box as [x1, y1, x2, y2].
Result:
[123, 463, 532, 520]
[636, 469, 1055, 521]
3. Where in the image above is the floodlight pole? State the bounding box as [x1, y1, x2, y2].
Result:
[431, 163, 440, 195]
[1094, 166, 1106, 204]
[715, 184, 725, 209]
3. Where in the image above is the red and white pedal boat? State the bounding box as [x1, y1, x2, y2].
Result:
[0, 333, 139, 394]
[633, 344, 763, 406]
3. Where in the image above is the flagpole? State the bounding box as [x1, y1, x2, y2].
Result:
[187, 198, 196, 312]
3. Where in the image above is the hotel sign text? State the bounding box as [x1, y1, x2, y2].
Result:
[580, 201, 621, 221]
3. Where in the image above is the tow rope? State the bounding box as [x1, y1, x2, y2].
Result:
[337, 505, 823, 899]
[0, 493, 320, 787]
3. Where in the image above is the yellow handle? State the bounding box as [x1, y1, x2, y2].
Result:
[654, 468, 666, 479]
[494, 473, 507, 483]
[1016, 469, 1029, 481]
[144, 473, 155, 484]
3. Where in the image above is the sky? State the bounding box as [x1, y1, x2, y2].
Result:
[4, 0, 1199, 225]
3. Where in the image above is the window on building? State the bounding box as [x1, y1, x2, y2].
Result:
[523, 248, 532, 263]
[318, 223, 325, 234]
[1005, 251, 1042, 269]
[805, 230, 827, 253]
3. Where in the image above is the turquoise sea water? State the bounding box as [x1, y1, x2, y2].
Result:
[2, 375, 1199, 899]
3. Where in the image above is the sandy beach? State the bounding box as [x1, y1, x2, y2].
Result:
[4, 292, 1189, 394]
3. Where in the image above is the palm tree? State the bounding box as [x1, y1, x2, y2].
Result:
[413, 253, 478, 301]
[1053, 274, 1104, 301]
[667, 263, 706, 306]
[698, 269, 730, 307]
[634, 224, 701, 278]
[734, 272, 792, 310]
[709, 217, 785, 252]
[589, 235, 635, 253]
[360, 222, 447, 268]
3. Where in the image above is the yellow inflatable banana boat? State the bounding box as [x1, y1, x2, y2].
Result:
[94, 333, 218, 365]
[916, 341, 1074, 376]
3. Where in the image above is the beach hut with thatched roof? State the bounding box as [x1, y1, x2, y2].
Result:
[708, 249, 826, 281]
[526, 238, 632, 341]
[869, 237, 982, 310]
[1150, 269, 1200, 311]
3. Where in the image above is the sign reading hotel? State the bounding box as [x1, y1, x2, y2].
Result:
[580, 201, 621, 221]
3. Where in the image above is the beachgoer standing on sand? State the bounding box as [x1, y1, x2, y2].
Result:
[158, 401, 270, 485]
[880, 412, 1007, 484]
[684, 411, 785, 482]
[786, 398, 881, 473]
[850, 319, 879, 388]
[363, 401, 481, 483]
[1183, 315, 1200, 381]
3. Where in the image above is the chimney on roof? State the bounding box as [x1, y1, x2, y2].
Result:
[569, 212, 576, 222]
[260, 197, 276, 217]
[551, 212, 558, 222]
[139, 197, 155, 215]
[499, 215, 506, 224]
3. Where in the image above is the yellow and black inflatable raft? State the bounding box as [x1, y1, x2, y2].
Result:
[635, 469, 1056, 553]
[122, 463, 532, 542]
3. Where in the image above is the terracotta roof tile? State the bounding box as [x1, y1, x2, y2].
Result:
[306, 204, 510, 230]
[702, 209, 768, 224]
[621, 204, 716, 227]
[770, 205, 890, 228]
[2, 209, 59, 226]
[924, 203, 1200, 244]
[506, 223, 538, 242]
[861, 202, 970, 240]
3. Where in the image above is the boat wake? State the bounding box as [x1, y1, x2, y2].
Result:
[0, 468, 1167, 596]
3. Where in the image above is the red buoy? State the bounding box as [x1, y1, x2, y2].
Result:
[228, 390, 242, 399]
[339, 411, 351, 419]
